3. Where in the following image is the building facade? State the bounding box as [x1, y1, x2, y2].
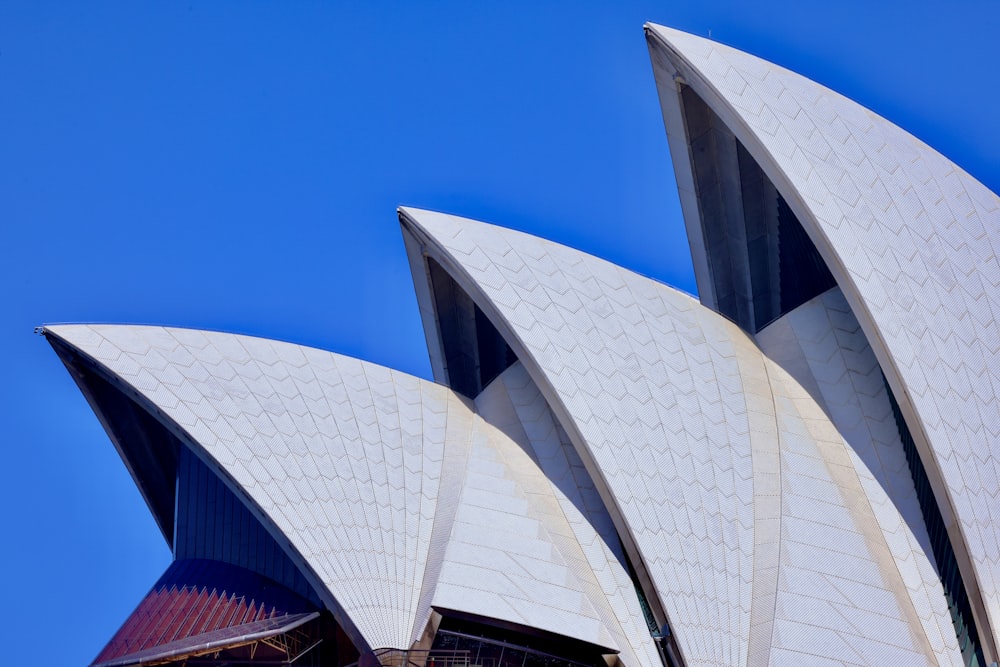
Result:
[45, 24, 1000, 667]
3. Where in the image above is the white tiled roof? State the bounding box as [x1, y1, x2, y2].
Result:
[402, 208, 961, 665]
[45, 324, 655, 663]
[647, 23, 1000, 654]
[757, 289, 960, 665]
[44, 21, 1000, 667]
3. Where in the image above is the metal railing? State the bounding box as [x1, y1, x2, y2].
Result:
[349, 647, 474, 667]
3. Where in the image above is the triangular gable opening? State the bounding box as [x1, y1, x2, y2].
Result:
[425, 256, 518, 398]
[680, 85, 836, 333]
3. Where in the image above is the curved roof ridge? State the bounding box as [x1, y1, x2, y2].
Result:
[646, 23, 1000, 655]
[45, 323, 646, 659]
[401, 208, 962, 665]
[45, 323, 462, 652]
[757, 288, 962, 665]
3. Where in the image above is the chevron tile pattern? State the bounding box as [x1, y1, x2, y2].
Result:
[404, 209, 962, 665]
[758, 289, 960, 665]
[46, 324, 660, 666]
[406, 208, 757, 665]
[45, 21, 1000, 667]
[647, 23, 1000, 647]
[474, 362, 663, 667]
[48, 324, 456, 651]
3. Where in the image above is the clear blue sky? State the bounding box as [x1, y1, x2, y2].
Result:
[2, 2, 998, 664]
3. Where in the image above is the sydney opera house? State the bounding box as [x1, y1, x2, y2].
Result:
[44, 23, 1000, 667]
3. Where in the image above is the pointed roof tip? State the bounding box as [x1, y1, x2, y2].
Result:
[644, 22, 723, 58]
[643, 24, 700, 67]
[397, 207, 474, 255]
[398, 205, 453, 228]
[643, 21, 673, 34]
[643, 21, 665, 44]
[398, 206, 501, 239]
[398, 206, 467, 220]
[643, 22, 687, 42]
[397, 205, 412, 228]
[398, 206, 446, 244]
[38, 323, 85, 343]
[37, 323, 70, 336]
[397, 205, 417, 224]
[397, 205, 439, 234]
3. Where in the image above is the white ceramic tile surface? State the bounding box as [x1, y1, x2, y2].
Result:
[647, 23, 1000, 651]
[403, 209, 963, 664]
